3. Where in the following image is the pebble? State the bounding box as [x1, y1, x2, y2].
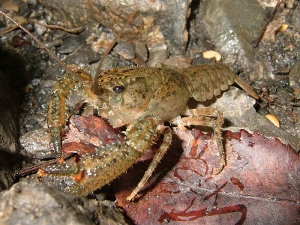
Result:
[134, 41, 148, 62]
[147, 43, 168, 67]
[266, 114, 280, 128]
[202, 50, 222, 61]
[114, 41, 135, 60]
[33, 19, 48, 35]
[58, 35, 85, 54]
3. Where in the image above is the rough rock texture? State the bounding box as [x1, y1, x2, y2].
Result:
[289, 61, 300, 89]
[196, 87, 300, 151]
[39, 0, 192, 54]
[202, 0, 265, 70]
[0, 180, 129, 225]
[19, 128, 54, 159]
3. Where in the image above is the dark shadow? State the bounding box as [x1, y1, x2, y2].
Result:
[112, 132, 183, 200]
[0, 149, 30, 191]
[0, 43, 33, 191]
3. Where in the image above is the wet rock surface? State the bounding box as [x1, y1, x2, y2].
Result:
[0, 0, 299, 224]
[0, 180, 129, 225]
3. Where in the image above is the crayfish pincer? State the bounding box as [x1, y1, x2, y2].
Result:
[39, 117, 172, 200]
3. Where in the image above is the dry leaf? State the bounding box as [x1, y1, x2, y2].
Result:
[62, 115, 124, 155]
[59, 116, 300, 224]
[112, 129, 300, 225]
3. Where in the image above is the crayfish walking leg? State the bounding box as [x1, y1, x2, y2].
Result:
[127, 126, 172, 201]
[172, 108, 225, 174]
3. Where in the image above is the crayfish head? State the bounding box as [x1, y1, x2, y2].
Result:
[93, 68, 158, 127]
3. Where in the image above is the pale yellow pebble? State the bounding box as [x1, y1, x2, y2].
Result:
[278, 24, 288, 32]
[202, 50, 222, 61]
[265, 114, 280, 128]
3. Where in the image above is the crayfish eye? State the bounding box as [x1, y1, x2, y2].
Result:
[112, 85, 125, 93]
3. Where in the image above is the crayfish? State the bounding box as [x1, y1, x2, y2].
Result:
[0, 9, 258, 201]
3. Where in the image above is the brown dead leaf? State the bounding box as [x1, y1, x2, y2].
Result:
[62, 115, 124, 155]
[58, 116, 299, 224]
[112, 128, 300, 225]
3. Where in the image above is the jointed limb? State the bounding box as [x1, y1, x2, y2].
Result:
[173, 108, 225, 174]
[127, 126, 172, 201]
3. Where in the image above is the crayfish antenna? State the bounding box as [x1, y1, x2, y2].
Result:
[234, 76, 259, 99]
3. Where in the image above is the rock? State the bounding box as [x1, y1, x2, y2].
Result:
[2, 1, 20, 12]
[63, 43, 102, 66]
[19, 128, 54, 159]
[285, 0, 295, 8]
[287, 2, 300, 31]
[58, 35, 85, 54]
[162, 55, 192, 68]
[0, 180, 129, 225]
[289, 61, 300, 89]
[114, 41, 135, 60]
[22, 0, 38, 6]
[33, 19, 48, 35]
[134, 41, 148, 63]
[260, 20, 285, 43]
[147, 43, 168, 67]
[201, 0, 265, 69]
[195, 87, 300, 151]
[88, 31, 115, 54]
[39, 0, 191, 54]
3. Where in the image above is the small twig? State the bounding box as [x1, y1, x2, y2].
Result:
[0, 15, 27, 36]
[254, 0, 284, 48]
[29, 19, 83, 33]
[1, 17, 83, 36]
[1, 23, 20, 35]
[0, 10, 79, 77]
